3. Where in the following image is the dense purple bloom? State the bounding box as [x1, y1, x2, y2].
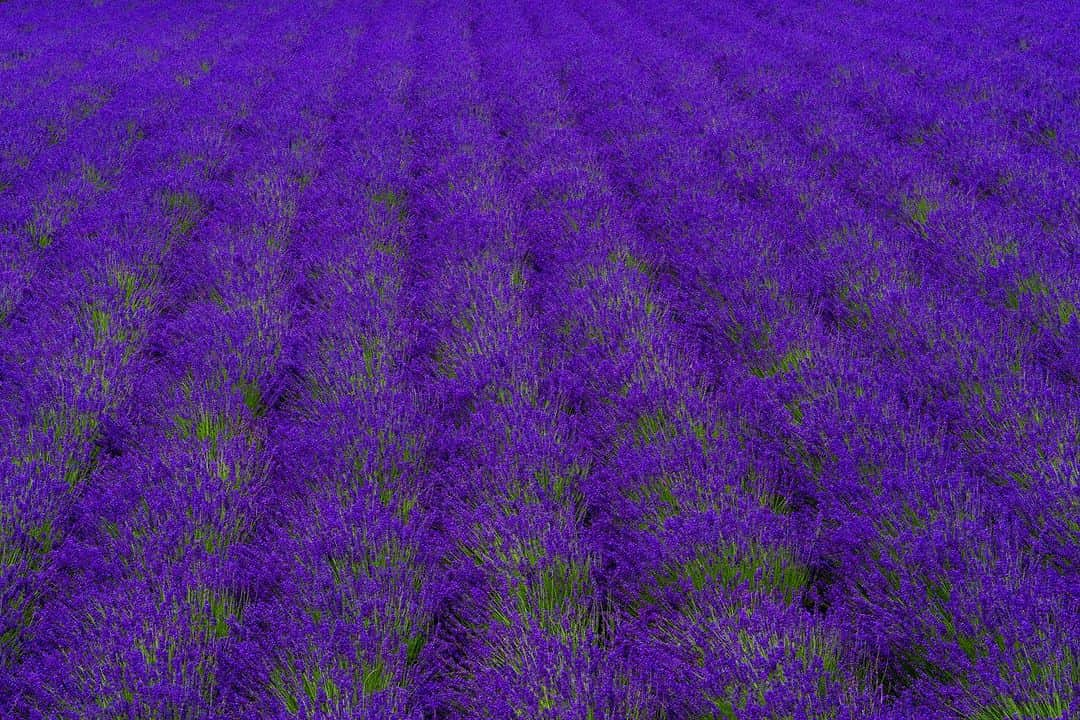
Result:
[1, 0, 1077, 717]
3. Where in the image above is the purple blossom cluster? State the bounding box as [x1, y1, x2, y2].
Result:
[1, 0, 1077, 718]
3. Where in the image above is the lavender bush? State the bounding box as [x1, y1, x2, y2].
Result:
[1, 0, 1077, 718]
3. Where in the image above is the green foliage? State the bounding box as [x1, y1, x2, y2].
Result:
[186, 586, 242, 642]
[361, 656, 390, 695]
[373, 188, 408, 221]
[904, 194, 936, 229]
[26, 215, 54, 248]
[751, 348, 812, 378]
[163, 190, 201, 239]
[967, 693, 1067, 720]
[269, 667, 301, 715]
[636, 407, 674, 444]
[90, 306, 110, 341]
[236, 378, 264, 416]
[1057, 300, 1076, 325]
[658, 543, 809, 603]
[1006, 273, 1048, 309]
[82, 163, 111, 191]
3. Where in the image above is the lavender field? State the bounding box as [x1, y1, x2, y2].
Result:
[1, 1, 1078, 717]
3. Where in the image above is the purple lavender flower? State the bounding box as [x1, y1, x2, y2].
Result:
[1, 1, 1075, 717]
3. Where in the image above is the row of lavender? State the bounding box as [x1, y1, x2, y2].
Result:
[1, 0, 1076, 718]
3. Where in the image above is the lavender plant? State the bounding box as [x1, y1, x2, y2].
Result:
[1, 1, 1076, 718]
